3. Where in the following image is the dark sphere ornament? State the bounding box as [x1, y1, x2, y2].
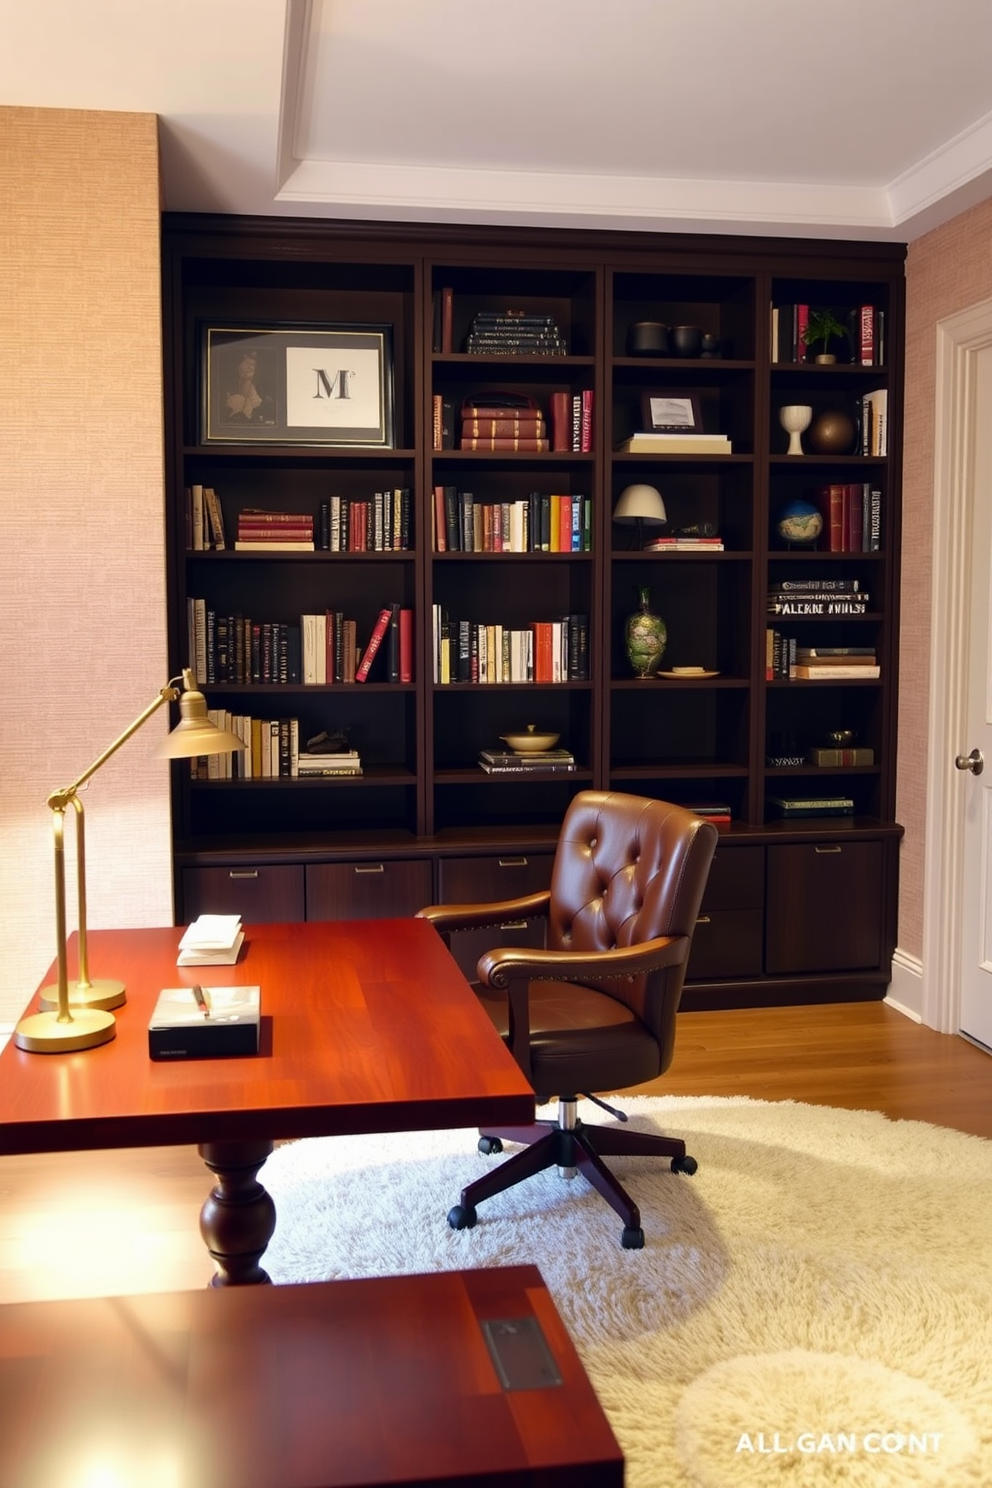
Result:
[807, 410, 857, 455]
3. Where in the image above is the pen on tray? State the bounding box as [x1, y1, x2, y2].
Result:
[192, 984, 211, 1016]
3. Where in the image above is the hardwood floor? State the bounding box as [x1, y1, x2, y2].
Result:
[0, 1001, 989, 1306]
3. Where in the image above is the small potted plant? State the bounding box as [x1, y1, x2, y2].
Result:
[802, 308, 848, 364]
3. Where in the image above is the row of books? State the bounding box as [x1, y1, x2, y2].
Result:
[433, 487, 592, 553]
[192, 711, 364, 782]
[809, 483, 882, 553]
[432, 391, 594, 452]
[860, 388, 888, 457]
[187, 599, 411, 685]
[771, 303, 885, 365]
[766, 634, 880, 679]
[186, 492, 414, 554]
[478, 746, 577, 776]
[432, 607, 589, 684]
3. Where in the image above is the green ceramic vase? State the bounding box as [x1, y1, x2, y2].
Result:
[625, 586, 667, 678]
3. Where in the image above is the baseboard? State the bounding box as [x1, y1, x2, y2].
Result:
[885, 949, 923, 1023]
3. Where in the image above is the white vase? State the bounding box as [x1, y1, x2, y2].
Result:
[779, 404, 813, 456]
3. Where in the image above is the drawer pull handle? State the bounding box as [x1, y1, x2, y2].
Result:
[814, 845, 843, 854]
[695, 915, 712, 925]
[354, 863, 385, 874]
[501, 920, 528, 931]
[498, 857, 528, 868]
[228, 870, 259, 880]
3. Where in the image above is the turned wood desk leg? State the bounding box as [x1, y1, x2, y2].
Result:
[198, 1139, 276, 1286]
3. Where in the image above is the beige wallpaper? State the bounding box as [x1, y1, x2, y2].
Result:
[899, 197, 992, 960]
[0, 107, 171, 1024]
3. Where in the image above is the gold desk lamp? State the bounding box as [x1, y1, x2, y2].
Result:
[15, 670, 244, 1054]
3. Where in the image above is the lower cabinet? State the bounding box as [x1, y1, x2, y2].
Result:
[305, 859, 432, 921]
[764, 840, 884, 974]
[180, 864, 305, 923]
[436, 853, 553, 983]
[686, 845, 764, 981]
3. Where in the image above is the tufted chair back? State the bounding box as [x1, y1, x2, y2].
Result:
[545, 791, 717, 1061]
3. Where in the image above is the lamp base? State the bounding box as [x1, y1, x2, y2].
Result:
[14, 1007, 117, 1054]
[38, 978, 126, 1013]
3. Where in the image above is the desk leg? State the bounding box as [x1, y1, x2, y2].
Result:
[198, 1139, 276, 1286]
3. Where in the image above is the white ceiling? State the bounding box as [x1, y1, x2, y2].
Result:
[4, 0, 992, 241]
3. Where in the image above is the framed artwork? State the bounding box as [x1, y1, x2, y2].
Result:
[640, 391, 702, 433]
[200, 323, 395, 446]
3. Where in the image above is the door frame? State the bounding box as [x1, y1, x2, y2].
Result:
[923, 296, 992, 1031]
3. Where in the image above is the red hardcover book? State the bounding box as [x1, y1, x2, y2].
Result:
[459, 435, 550, 452]
[355, 606, 393, 682]
[441, 287, 454, 353]
[580, 389, 594, 452]
[549, 391, 571, 452]
[532, 622, 554, 683]
[796, 304, 810, 361]
[816, 485, 846, 552]
[399, 608, 414, 683]
[433, 485, 447, 552]
[859, 306, 875, 366]
[845, 483, 864, 552]
[236, 525, 313, 539]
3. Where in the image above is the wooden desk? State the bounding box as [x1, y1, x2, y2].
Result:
[0, 1265, 623, 1487]
[0, 920, 534, 1285]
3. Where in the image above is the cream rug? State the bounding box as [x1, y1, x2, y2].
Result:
[261, 1096, 992, 1487]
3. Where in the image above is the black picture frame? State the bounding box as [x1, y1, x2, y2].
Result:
[200, 323, 395, 447]
[640, 391, 703, 433]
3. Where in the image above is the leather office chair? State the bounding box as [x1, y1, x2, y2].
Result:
[418, 791, 718, 1248]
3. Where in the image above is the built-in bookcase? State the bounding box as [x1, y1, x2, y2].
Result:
[163, 217, 905, 1009]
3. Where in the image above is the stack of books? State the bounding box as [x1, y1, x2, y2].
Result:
[176, 915, 245, 967]
[793, 646, 879, 680]
[296, 749, 363, 778]
[459, 398, 549, 452]
[645, 535, 725, 553]
[688, 802, 732, 828]
[478, 747, 576, 775]
[767, 580, 868, 617]
[616, 431, 731, 455]
[235, 510, 315, 551]
[464, 311, 567, 356]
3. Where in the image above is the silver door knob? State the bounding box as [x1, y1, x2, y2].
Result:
[955, 748, 984, 775]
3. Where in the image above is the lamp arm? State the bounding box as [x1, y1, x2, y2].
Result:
[46, 671, 189, 810]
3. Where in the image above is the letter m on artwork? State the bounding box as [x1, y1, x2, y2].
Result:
[313, 367, 354, 400]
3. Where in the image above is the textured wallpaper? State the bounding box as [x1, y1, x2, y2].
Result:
[900, 197, 992, 960]
[0, 107, 170, 1023]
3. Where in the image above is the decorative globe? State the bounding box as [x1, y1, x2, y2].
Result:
[777, 499, 823, 546]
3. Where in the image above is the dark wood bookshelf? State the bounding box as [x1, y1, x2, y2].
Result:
[162, 215, 905, 1007]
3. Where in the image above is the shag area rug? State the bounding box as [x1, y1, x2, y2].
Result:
[261, 1097, 992, 1487]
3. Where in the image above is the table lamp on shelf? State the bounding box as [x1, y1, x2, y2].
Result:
[613, 483, 667, 550]
[15, 669, 244, 1055]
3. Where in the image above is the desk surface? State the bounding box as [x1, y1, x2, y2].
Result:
[0, 919, 534, 1156]
[0, 1265, 622, 1488]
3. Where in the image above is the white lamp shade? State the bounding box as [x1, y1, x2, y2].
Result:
[613, 484, 667, 525]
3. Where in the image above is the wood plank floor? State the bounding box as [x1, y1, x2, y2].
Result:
[0, 1001, 989, 1306]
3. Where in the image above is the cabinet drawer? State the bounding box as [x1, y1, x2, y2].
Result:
[700, 846, 765, 910]
[687, 908, 764, 981]
[305, 860, 432, 922]
[180, 865, 305, 924]
[765, 841, 883, 974]
[436, 854, 553, 983]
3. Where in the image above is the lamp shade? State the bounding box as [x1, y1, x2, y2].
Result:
[156, 677, 246, 759]
[613, 484, 667, 525]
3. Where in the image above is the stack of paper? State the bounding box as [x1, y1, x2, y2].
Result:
[177, 915, 245, 967]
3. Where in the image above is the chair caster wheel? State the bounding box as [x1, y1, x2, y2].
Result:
[478, 1136, 503, 1155]
[621, 1226, 645, 1249]
[447, 1204, 478, 1231]
[672, 1154, 698, 1176]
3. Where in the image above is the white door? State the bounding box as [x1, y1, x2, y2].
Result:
[959, 343, 992, 1049]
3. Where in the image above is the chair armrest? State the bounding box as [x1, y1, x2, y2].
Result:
[477, 933, 688, 990]
[416, 890, 551, 936]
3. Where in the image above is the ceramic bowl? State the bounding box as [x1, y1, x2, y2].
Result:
[500, 727, 561, 753]
[627, 321, 670, 356]
[669, 325, 703, 357]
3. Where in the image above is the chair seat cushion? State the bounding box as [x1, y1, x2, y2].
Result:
[476, 980, 662, 1100]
